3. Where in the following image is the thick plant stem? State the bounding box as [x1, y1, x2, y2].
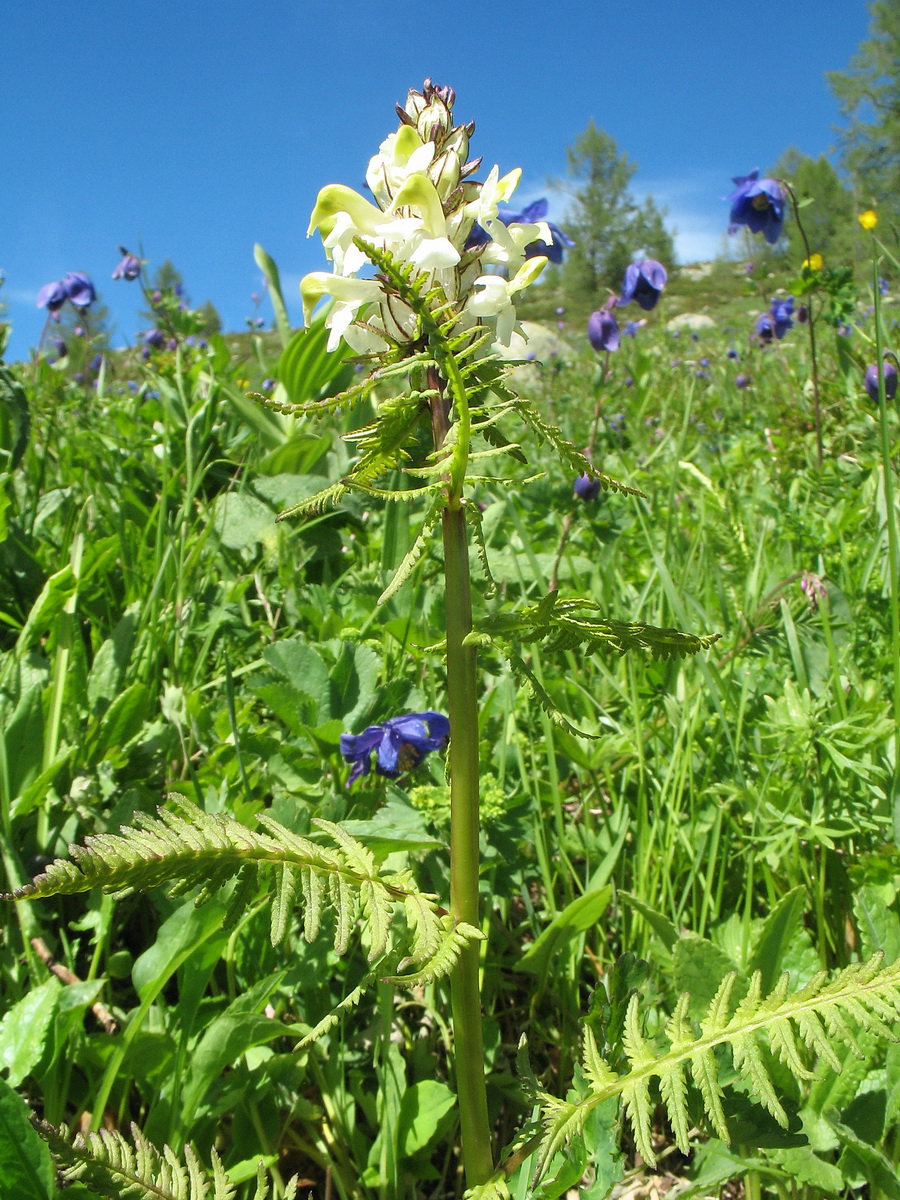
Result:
[442, 498, 494, 1187]
[428, 357, 492, 1184]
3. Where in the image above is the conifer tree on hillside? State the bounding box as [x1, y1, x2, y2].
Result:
[769, 148, 856, 267]
[555, 120, 674, 308]
[829, 0, 900, 226]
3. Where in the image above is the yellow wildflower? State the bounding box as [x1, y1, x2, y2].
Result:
[803, 253, 824, 271]
[859, 210, 878, 230]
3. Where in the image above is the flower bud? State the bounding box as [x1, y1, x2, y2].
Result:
[865, 361, 898, 402]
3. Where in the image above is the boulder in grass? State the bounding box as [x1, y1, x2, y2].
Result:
[666, 312, 717, 334]
[495, 321, 572, 368]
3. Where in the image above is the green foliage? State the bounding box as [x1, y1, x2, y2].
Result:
[534, 954, 900, 1181]
[41, 1119, 298, 1199]
[13, 795, 481, 977]
[829, 0, 900, 225]
[771, 148, 856, 265]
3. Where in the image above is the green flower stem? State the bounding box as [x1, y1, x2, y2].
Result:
[442, 499, 493, 1187]
[429, 364, 493, 1186]
[872, 258, 900, 800]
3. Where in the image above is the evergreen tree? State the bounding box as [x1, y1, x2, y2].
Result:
[770, 148, 856, 267]
[828, 0, 900, 225]
[555, 120, 675, 308]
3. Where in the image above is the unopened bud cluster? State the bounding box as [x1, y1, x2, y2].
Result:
[302, 80, 552, 354]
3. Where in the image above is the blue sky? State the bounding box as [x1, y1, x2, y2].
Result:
[2, 1, 871, 360]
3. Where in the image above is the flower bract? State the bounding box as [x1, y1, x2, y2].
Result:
[727, 170, 787, 245]
[340, 711, 450, 786]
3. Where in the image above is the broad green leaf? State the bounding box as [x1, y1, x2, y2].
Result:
[254, 243, 292, 348]
[516, 886, 612, 976]
[213, 491, 276, 550]
[747, 885, 807, 992]
[14, 566, 76, 655]
[341, 798, 444, 855]
[263, 639, 331, 724]
[0, 980, 60, 1086]
[855, 883, 900, 964]
[397, 1079, 456, 1158]
[0, 1076, 54, 1199]
[830, 1113, 900, 1198]
[85, 682, 150, 766]
[132, 898, 230, 1001]
[617, 891, 679, 951]
[672, 934, 738, 1016]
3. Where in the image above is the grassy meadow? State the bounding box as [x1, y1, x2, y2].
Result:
[2, 249, 900, 1200]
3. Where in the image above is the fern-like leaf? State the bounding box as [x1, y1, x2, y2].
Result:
[10, 797, 480, 985]
[38, 1119, 296, 1200]
[526, 953, 900, 1180]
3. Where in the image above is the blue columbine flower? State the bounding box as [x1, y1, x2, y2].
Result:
[587, 308, 619, 352]
[865, 361, 898, 402]
[113, 252, 142, 281]
[465, 198, 574, 262]
[755, 313, 775, 343]
[63, 272, 96, 308]
[574, 473, 601, 501]
[340, 711, 450, 786]
[727, 170, 787, 245]
[619, 260, 667, 311]
[37, 279, 69, 313]
[770, 296, 794, 338]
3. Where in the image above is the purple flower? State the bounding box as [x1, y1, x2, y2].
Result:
[574, 473, 601, 501]
[37, 279, 69, 312]
[112, 252, 142, 281]
[89, 353, 103, 371]
[166, 337, 178, 351]
[699, 357, 710, 367]
[727, 348, 738, 359]
[143, 328, 165, 349]
[340, 711, 450, 786]
[466, 198, 574, 263]
[865, 361, 898, 402]
[624, 376, 634, 387]
[623, 321, 639, 338]
[619, 259, 667, 311]
[608, 412, 625, 430]
[771, 296, 794, 338]
[53, 338, 67, 358]
[735, 372, 751, 388]
[727, 170, 787, 245]
[262, 377, 276, 390]
[63, 272, 96, 308]
[755, 313, 775, 343]
[587, 308, 619, 353]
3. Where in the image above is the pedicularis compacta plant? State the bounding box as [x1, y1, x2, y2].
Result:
[12, 81, 900, 1200]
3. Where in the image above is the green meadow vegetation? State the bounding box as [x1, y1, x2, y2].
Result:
[5, 9, 900, 1197]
